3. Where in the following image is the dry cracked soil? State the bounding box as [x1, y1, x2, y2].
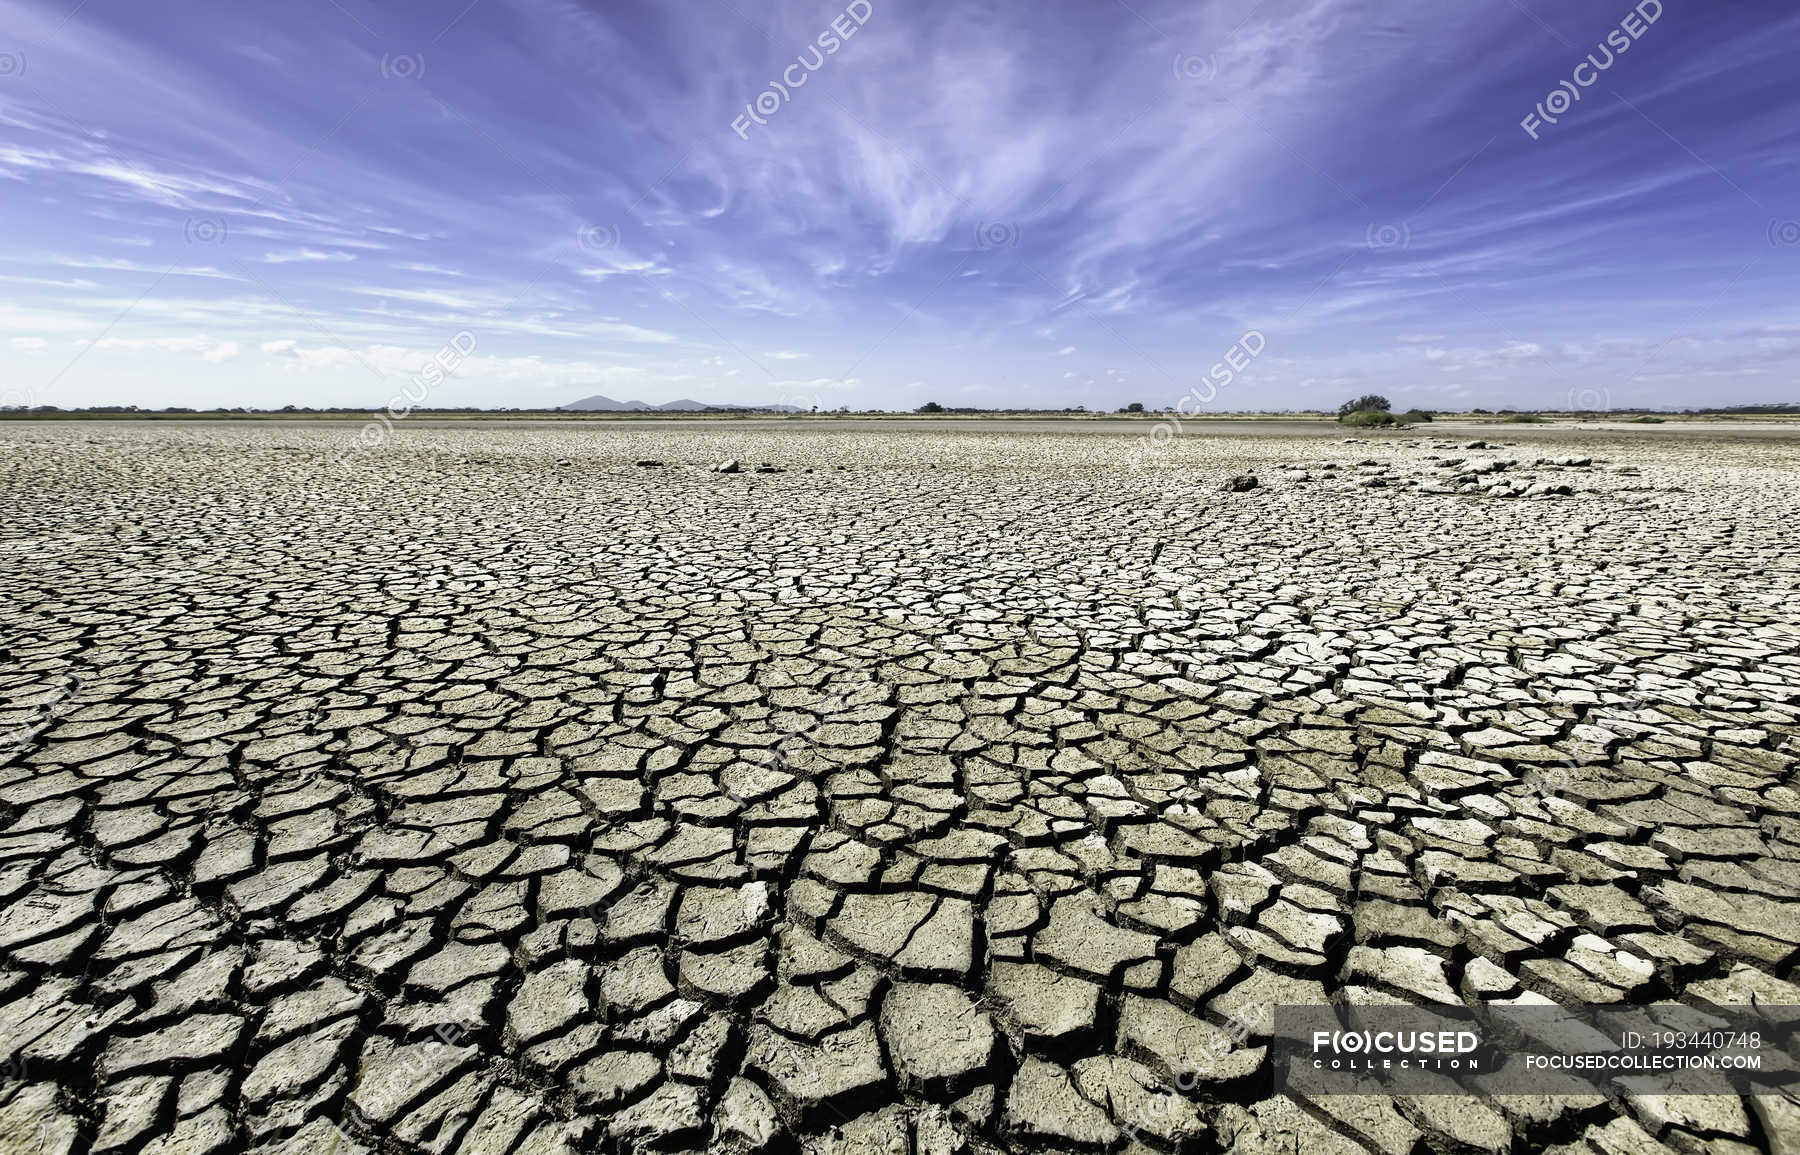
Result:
[1, 417, 1798, 1155]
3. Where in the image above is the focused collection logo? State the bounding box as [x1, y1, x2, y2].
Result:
[1309, 1028, 1483, 1071]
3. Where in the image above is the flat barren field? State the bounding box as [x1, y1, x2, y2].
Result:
[2, 417, 1797, 1154]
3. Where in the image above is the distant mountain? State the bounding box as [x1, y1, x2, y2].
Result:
[561, 394, 649, 411]
[561, 394, 805, 413]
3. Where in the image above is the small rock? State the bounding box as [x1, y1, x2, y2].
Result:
[634, 459, 663, 467]
[1221, 474, 1259, 493]
[715, 460, 741, 474]
[1464, 440, 1488, 449]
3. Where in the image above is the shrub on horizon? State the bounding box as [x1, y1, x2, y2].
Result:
[1336, 393, 1391, 417]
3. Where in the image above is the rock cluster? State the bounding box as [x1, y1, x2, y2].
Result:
[1273, 448, 1595, 499]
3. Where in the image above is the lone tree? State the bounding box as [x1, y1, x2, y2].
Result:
[1124, 402, 1144, 413]
[917, 401, 945, 413]
[1337, 393, 1391, 417]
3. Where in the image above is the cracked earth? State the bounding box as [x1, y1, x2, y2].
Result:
[1, 418, 1798, 1155]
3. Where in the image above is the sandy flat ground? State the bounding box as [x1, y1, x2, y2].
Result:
[1, 418, 1797, 1153]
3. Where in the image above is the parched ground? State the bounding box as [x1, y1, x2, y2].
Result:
[1, 417, 1798, 1155]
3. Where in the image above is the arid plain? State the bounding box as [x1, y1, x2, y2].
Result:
[1, 417, 1797, 1154]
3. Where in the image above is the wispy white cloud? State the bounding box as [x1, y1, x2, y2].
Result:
[264, 249, 356, 264]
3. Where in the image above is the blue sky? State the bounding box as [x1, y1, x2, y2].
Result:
[1, 0, 1796, 411]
